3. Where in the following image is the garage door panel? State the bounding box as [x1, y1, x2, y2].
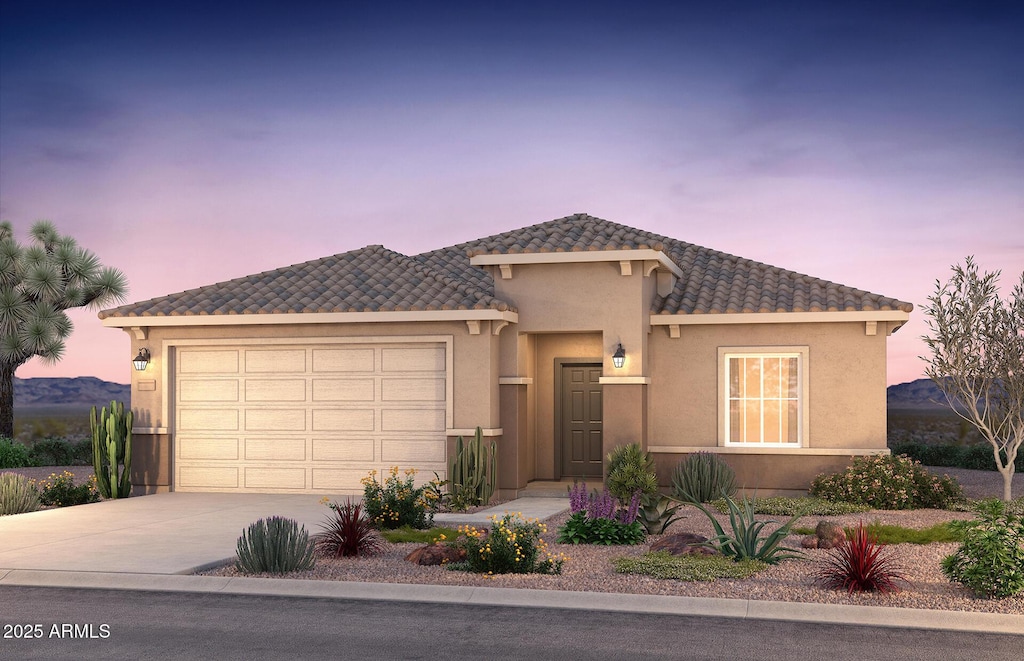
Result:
[312, 348, 374, 372]
[246, 379, 306, 402]
[313, 379, 375, 401]
[381, 409, 445, 432]
[245, 409, 306, 431]
[313, 409, 374, 431]
[179, 380, 239, 402]
[176, 342, 448, 494]
[381, 439, 445, 463]
[312, 469, 370, 491]
[382, 378, 444, 401]
[382, 347, 444, 372]
[180, 409, 239, 431]
[245, 437, 306, 461]
[180, 350, 239, 374]
[178, 437, 239, 460]
[245, 468, 306, 489]
[178, 466, 239, 489]
[245, 349, 306, 373]
[312, 438, 374, 461]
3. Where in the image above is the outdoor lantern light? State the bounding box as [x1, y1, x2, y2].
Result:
[133, 348, 151, 371]
[612, 344, 626, 369]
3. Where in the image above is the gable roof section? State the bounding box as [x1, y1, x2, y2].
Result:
[99, 245, 513, 320]
[416, 213, 913, 315]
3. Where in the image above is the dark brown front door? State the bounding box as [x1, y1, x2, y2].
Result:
[560, 363, 603, 478]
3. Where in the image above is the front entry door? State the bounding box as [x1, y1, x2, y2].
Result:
[560, 363, 603, 478]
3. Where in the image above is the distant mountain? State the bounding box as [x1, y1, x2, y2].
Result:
[887, 378, 951, 410]
[14, 377, 130, 409]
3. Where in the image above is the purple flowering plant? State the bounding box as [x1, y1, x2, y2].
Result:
[559, 482, 645, 545]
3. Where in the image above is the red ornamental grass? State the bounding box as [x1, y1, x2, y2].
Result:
[315, 500, 386, 558]
[815, 521, 907, 594]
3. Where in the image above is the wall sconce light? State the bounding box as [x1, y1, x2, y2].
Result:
[612, 344, 626, 369]
[133, 348, 151, 371]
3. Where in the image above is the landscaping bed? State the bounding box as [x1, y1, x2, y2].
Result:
[199, 504, 1024, 615]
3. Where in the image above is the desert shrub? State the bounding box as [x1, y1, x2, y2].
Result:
[35, 471, 100, 507]
[792, 521, 961, 545]
[942, 499, 1024, 598]
[809, 454, 964, 510]
[450, 513, 565, 575]
[687, 495, 803, 565]
[70, 439, 94, 466]
[605, 442, 659, 502]
[557, 483, 645, 545]
[28, 438, 74, 466]
[815, 521, 907, 594]
[613, 552, 767, 581]
[236, 516, 316, 574]
[0, 473, 41, 515]
[889, 441, 1024, 472]
[671, 452, 737, 503]
[361, 466, 439, 529]
[315, 499, 386, 557]
[0, 437, 33, 468]
[712, 496, 870, 517]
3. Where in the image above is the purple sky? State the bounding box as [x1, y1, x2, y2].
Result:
[2, 1, 1021, 386]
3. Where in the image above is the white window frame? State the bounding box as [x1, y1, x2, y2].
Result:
[718, 346, 809, 448]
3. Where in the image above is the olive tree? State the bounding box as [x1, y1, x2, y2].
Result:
[922, 257, 1024, 501]
[0, 220, 127, 438]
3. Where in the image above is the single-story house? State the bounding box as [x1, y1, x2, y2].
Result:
[99, 213, 912, 497]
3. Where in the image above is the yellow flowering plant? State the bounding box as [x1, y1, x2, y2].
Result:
[361, 467, 440, 530]
[35, 471, 100, 507]
[450, 512, 565, 575]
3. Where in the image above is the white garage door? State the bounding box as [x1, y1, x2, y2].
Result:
[174, 343, 448, 493]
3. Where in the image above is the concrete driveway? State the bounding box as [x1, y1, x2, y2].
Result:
[0, 493, 567, 575]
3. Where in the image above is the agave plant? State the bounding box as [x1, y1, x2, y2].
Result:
[637, 494, 685, 535]
[688, 494, 804, 565]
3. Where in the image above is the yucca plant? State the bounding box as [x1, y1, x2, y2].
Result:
[687, 494, 804, 564]
[815, 521, 907, 594]
[672, 452, 737, 503]
[0, 472, 40, 515]
[315, 500, 386, 558]
[236, 516, 316, 574]
[605, 442, 659, 502]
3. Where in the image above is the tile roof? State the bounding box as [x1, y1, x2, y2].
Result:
[101, 213, 913, 320]
[98, 245, 513, 319]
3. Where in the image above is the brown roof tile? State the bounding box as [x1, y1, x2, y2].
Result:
[99, 245, 513, 319]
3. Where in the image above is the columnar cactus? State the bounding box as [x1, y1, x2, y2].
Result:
[448, 426, 497, 506]
[90, 400, 132, 498]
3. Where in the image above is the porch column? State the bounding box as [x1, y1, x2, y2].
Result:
[599, 380, 648, 456]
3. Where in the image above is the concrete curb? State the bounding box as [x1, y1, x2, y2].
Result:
[2, 569, 1021, 635]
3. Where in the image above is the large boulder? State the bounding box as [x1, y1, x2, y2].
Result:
[801, 521, 848, 550]
[404, 543, 466, 566]
[649, 532, 720, 556]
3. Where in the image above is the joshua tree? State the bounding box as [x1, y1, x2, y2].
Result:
[922, 257, 1024, 501]
[0, 220, 127, 438]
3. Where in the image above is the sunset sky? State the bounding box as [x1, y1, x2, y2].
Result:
[1, 1, 1021, 386]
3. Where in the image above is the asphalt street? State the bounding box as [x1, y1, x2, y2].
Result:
[1, 587, 1021, 661]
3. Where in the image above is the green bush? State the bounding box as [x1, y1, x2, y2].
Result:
[450, 513, 564, 575]
[557, 511, 646, 545]
[687, 495, 804, 565]
[605, 442, 659, 502]
[889, 441, 1024, 472]
[0, 473, 41, 515]
[614, 551, 767, 581]
[361, 466, 439, 529]
[810, 454, 964, 510]
[942, 499, 1024, 598]
[35, 470, 100, 507]
[0, 438, 33, 468]
[671, 452, 737, 503]
[379, 526, 459, 544]
[711, 496, 870, 517]
[28, 438, 74, 466]
[236, 516, 316, 574]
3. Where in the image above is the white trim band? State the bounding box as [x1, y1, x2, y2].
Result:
[651, 310, 909, 326]
[647, 446, 891, 456]
[102, 309, 518, 329]
[471, 249, 683, 278]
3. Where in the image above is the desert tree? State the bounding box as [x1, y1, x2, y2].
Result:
[0, 220, 127, 438]
[922, 257, 1024, 501]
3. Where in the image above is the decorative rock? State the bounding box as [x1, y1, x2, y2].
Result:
[800, 535, 819, 549]
[649, 532, 720, 556]
[812, 521, 848, 550]
[404, 543, 466, 566]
